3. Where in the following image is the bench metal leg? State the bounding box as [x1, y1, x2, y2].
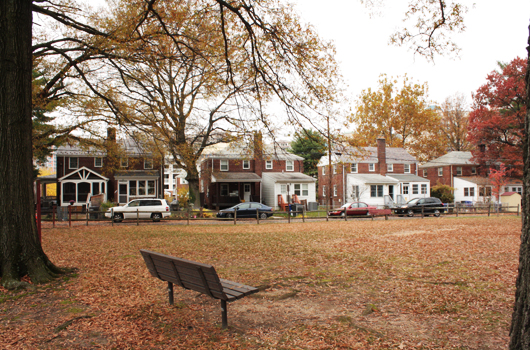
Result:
[221, 299, 228, 329]
[168, 281, 174, 305]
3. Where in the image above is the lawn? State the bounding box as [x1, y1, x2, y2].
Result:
[0, 216, 521, 349]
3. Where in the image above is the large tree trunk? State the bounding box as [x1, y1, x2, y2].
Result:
[0, 0, 65, 289]
[510, 25, 530, 348]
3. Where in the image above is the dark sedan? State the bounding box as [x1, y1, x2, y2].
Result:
[217, 202, 273, 219]
[394, 197, 443, 217]
[328, 202, 376, 216]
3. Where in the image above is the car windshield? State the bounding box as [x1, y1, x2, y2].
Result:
[341, 203, 352, 208]
[407, 198, 420, 204]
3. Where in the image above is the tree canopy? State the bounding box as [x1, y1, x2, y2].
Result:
[468, 57, 527, 177]
[350, 74, 444, 163]
[288, 130, 327, 178]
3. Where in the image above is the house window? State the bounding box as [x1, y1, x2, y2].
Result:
[464, 187, 475, 197]
[294, 184, 301, 195]
[403, 185, 409, 195]
[472, 167, 477, 175]
[423, 169, 427, 177]
[220, 184, 228, 196]
[438, 167, 443, 176]
[286, 160, 294, 171]
[479, 186, 492, 197]
[456, 166, 462, 176]
[332, 164, 337, 174]
[351, 163, 357, 173]
[120, 158, 128, 167]
[351, 185, 359, 200]
[412, 184, 419, 194]
[302, 184, 309, 196]
[470, 187, 475, 196]
[281, 184, 287, 194]
[220, 160, 228, 171]
[69, 157, 78, 169]
[243, 160, 250, 169]
[322, 166, 326, 175]
[369, 163, 375, 172]
[421, 184, 427, 194]
[128, 180, 155, 196]
[333, 185, 337, 197]
[387, 164, 393, 172]
[144, 159, 153, 169]
[404, 164, 410, 173]
[94, 157, 103, 167]
[294, 184, 309, 196]
[322, 186, 326, 197]
[266, 160, 273, 169]
[370, 185, 383, 197]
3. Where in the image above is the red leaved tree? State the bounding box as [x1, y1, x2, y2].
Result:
[468, 57, 527, 177]
[488, 163, 507, 204]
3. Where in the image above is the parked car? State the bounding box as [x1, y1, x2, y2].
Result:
[105, 199, 170, 222]
[394, 197, 443, 217]
[328, 202, 376, 216]
[217, 202, 273, 219]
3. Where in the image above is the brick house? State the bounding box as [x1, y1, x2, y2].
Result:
[56, 135, 163, 208]
[318, 137, 427, 207]
[199, 138, 316, 210]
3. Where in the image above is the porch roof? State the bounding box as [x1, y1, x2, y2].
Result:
[347, 174, 398, 184]
[115, 170, 160, 179]
[262, 172, 316, 183]
[386, 174, 429, 183]
[211, 172, 262, 183]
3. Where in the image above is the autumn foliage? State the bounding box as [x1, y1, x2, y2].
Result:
[468, 57, 527, 176]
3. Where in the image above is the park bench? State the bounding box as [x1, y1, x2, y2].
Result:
[139, 249, 259, 329]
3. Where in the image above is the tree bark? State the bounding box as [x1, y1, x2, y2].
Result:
[510, 24, 530, 349]
[0, 0, 65, 289]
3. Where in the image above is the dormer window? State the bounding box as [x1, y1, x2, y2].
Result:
[220, 159, 228, 171]
[144, 159, 153, 169]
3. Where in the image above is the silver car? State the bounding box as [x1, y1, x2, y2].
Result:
[105, 199, 170, 222]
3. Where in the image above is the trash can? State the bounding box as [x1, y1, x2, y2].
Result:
[291, 204, 303, 217]
[89, 206, 100, 219]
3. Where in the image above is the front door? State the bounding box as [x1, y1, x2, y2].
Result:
[119, 183, 128, 204]
[389, 185, 394, 200]
[244, 183, 251, 202]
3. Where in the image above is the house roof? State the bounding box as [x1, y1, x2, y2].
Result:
[262, 172, 316, 183]
[211, 172, 262, 183]
[456, 176, 491, 185]
[386, 174, 430, 183]
[201, 143, 303, 161]
[347, 174, 399, 184]
[318, 146, 417, 167]
[58, 166, 109, 182]
[420, 151, 475, 168]
[56, 138, 153, 157]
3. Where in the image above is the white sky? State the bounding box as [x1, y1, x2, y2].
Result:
[290, 0, 530, 106]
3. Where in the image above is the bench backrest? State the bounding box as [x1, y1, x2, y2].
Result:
[140, 249, 227, 300]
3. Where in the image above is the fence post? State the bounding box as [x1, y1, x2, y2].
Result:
[288, 206, 291, 224]
[256, 208, 259, 224]
[52, 205, 56, 228]
[421, 205, 424, 218]
[344, 210, 347, 221]
[326, 208, 329, 222]
[137, 208, 139, 226]
[111, 208, 114, 227]
[187, 207, 190, 226]
[234, 209, 237, 225]
[518, 204, 520, 216]
[302, 207, 305, 223]
[86, 210, 89, 226]
[456, 205, 458, 217]
[69, 205, 72, 227]
[200, 207, 203, 218]
[488, 204, 491, 217]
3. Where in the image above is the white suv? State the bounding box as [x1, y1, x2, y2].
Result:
[105, 199, 170, 222]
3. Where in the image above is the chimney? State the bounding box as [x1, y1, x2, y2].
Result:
[253, 132, 263, 177]
[377, 136, 386, 175]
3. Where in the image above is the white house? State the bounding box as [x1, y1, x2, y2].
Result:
[261, 172, 317, 208]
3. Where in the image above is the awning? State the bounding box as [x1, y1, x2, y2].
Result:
[211, 172, 262, 183]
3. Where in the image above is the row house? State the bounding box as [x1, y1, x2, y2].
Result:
[199, 138, 316, 210]
[419, 151, 523, 204]
[55, 133, 163, 208]
[318, 137, 427, 207]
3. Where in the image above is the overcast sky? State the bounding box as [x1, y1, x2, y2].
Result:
[290, 0, 530, 106]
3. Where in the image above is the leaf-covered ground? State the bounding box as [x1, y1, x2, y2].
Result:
[0, 216, 521, 349]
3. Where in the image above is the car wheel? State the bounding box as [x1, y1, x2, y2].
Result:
[113, 213, 123, 222]
[433, 209, 440, 217]
[151, 213, 162, 222]
[407, 209, 414, 217]
[259, 212, 268, 219]
[226, 213, 233, 219]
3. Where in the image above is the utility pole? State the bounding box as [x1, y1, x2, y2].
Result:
[327, 115, 332, 210]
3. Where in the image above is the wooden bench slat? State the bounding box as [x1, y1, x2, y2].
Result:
[220, 279, 259, 292]
[149, 263, 221, 286]
[156, 272, 226, 299]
